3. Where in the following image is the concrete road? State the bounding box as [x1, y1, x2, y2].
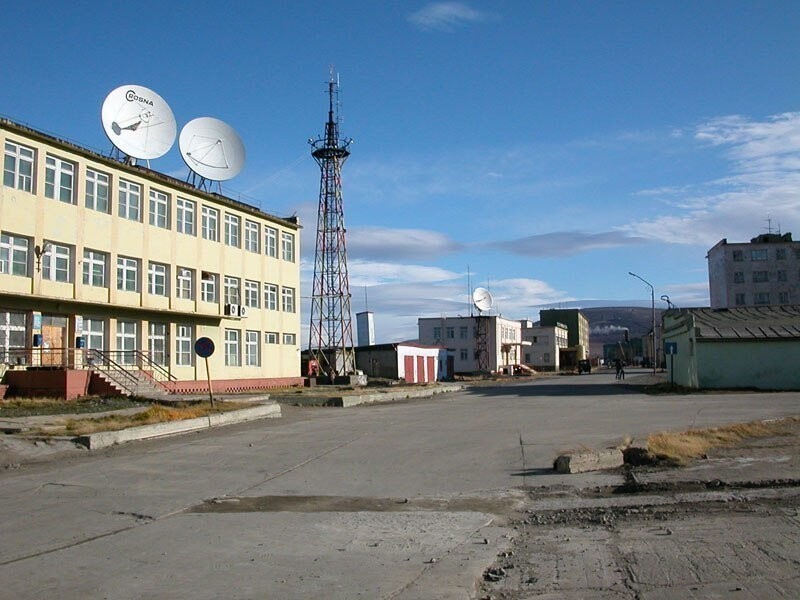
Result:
[1, 370, 798, 599]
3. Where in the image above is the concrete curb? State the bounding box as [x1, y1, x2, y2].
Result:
[326, 384, 465, 407]
[554, 448, 625, 474]
[74, 402, 282, 450]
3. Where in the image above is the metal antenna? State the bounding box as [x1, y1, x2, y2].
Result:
[308, 68, 356, 380]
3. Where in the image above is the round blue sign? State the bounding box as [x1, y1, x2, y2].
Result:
[194, 337, 215, 358]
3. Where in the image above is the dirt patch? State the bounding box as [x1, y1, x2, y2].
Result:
[0, 396, 146, 417]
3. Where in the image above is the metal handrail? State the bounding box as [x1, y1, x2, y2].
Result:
[84, 349, 142, 395]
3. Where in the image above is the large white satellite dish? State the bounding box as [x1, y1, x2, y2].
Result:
[472, 287, 494, 313]
[101, 85, 176, 160]
[179, 117, 246, 181]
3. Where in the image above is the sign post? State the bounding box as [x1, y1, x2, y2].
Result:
[194, 337, 216, 407]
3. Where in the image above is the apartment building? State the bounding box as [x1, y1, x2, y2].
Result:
[707, 233, 800, 308]
[538, 308, 590, 363]
[1, 118, 301, 390]
[417, 315, 522, 373]
[520, 320, 569, 371]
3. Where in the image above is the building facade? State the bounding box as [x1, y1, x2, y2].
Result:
[520, 320, 568, 371]
[354, 342, 443, 383]
[707, 233, 800, 309]
[538, 309, 590, 362]
[418, 315, 522, 374]
[662, 306, 800, 390]
[1, 118, 301, 390]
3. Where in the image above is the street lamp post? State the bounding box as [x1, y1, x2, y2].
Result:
[629, 271, 656, 375]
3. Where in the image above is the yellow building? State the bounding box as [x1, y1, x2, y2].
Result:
[1, 118, 302, 396]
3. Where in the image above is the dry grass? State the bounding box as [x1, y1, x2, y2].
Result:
[63, 402, 248, 436]
[647, 417, 798, 465]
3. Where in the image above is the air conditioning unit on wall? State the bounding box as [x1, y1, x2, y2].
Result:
[224, 303, 240, 317]
[238, 305, 249, 318]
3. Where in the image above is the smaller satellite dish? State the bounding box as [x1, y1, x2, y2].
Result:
[101, 85, 176, 160]
[473, 287, 494, 313]
[179, 117, 246, 181]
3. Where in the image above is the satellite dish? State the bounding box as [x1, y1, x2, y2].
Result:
[473, 287, 494, 313]
[101, 85, 176, 160]
[179, 117, 246, 181]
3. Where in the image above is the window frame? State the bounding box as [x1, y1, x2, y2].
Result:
[0, 233, 30, 276]
[42, 242, 72, 282]
[176, 197, 196, 235]
[224, 276, 241, 305]
[147, 262, 168, 296]
[281, 286, 295, 313]
[245, 330, 260, 366]
[244, 220, 260, 253]
[176, 267, 194, 300]
[265, 226, 278, 258]
[264, 283, 278, 311]
[244, 279, 260, 308]
[82, 249, 108, 287]
[175, 324, 194, 366]
[224, 213, 241, 247]
[281, 231, 295, 262]
[148, 189, 170, 229]
[3, 141, 35, 192]
[224, 328, 241, 366]
[116, 256, 139, 292]
[118, 179, 142, 221]
[85, 168, 110, 212]
[45, 154, 76, 204]
[200, 272, 218, 303]
[201, 206, 219, 241]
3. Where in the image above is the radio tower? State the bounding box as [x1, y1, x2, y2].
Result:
[308, 69, 356, 380]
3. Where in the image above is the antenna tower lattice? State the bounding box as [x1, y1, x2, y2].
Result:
[308, 69, 356, 379]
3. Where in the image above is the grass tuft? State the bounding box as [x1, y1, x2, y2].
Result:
[646, 417, 797, 465]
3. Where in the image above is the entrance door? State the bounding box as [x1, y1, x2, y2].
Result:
[427, 356, 435, 382]
[403, 356, 414, 383]
[41, 316, 68, 366]
[416, 356, 425, 383]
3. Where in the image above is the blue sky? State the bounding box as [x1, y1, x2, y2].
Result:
[3, 1, 800, 343]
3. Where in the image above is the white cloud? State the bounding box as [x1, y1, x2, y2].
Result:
[348, 260, 461, 287]
[626, 111, 800, 245]
[494, 231, 649, 258]
[408, 2, 490, 31]
[348, 227, 462, 261]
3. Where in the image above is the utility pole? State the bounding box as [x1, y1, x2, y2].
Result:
[629, 271, 656, 375]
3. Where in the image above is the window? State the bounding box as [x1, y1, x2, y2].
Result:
[281, 231, 295, 262]
[776, 248, 787, 260]
[85, 169, 110, 212]
[148, 322, 168, 366]
[282, 333, 296, 345]
[752, 270, 769, 283]
[244, 280, 260, 308]
[732, 250, 743, 262]
[733, 271, 744, 283]
[751, 249, 768, 261]
[82, 249, 107, 287]
[459, 326, 468, 339]
[0, 311, 26, 356]
[244, 220, 260, 253]
[201, 272, 217, 303]
[460, 349, 468, 360]
[175, 325, 193, 366]
[117, 256, 139, 292]
[245, 330, 260, 366]
[116, 320, 138, 364]
[225, 329, 240, 366]
[149, 189, 169, 228]
[42, 243, 72, 282]
[224, 213, 240, 247]
[264, 283, 278, 310]
[82, 317, 105, 352]
[265, 226, 278, 257]
[45, 155, 75, 203]
[777, 270, 787, 282]
[778, 292, 790, 304]
[446, 327, 455, 339]
[3, 142, 35, 192]
[176, 267, 194, 300]
[543, 352, 551, 363]
[148, 262, 168, 296]
[433, 327, 442, 340]
[224, 276, 241, 305]
[0, 234, 29, 276]
[176, 198, 195, 235]
[754, 292, 770, 305]
[202, 206, 219, 241]
[118, 180, 141, 221]
[735, 293, 746, 306]
[281, 286, 295, 313]
[265, 331, 278, 344]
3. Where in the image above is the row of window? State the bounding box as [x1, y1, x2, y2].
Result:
[434, 325, 472, 340]
[731, 248, 800, 262]
[82, 319, 297, 368]
[734, 292, 792, 306]
[732, 269, 798, 284]
[0, 233, 296, 311]
[3, 141, 295, 260]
